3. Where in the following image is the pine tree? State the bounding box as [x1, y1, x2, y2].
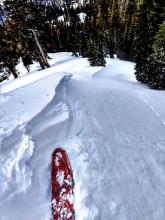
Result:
[87, 35, 106, 66]
[117, 0, 137, 60]
[134, 0, 164, 84]
[107, 0, 119, 57]
[87, 0, 106, 66]
[0, 18, 19, 78]
[148, 23, 165, 89]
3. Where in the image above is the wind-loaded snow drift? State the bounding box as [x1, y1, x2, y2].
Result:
[0, 53, 165, 220]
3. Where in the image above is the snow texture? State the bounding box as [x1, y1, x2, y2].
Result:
[0, 53, 165, 220]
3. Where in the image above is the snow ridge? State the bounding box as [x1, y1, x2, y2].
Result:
[0, 74, 73, 220]
[27, 74, 73, 137]
[24, 74, 94, 220]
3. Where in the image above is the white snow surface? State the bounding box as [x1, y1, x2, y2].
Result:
[0, 52, 165, 220]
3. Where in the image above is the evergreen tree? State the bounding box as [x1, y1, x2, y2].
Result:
[134, 0, 164, 84]
[0, 18, 19, 78]
[117, 0, 137, 60]
[87, 0, 106, 66]
[88, 37, 106, 66]
[148, 23, 165, 89]
[107, 0, 119, 57]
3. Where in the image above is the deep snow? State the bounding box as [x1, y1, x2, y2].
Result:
[0, 53, 165, 220]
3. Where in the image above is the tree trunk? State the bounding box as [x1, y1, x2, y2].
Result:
[8, 66, 18, 78]
[109, 47, 114, 58]
[66, 0, 71, 22]
[31, 29, 50, 68]
[38, 58, 46, 69]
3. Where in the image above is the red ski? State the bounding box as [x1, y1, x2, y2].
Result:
[51, 147, 74, 220]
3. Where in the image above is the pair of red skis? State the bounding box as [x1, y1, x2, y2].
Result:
[51, 147, 75, 220]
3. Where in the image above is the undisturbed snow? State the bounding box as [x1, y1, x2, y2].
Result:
[0, 53, 165, 220]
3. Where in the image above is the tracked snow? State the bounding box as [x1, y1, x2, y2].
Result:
[0, 53, 165, 220]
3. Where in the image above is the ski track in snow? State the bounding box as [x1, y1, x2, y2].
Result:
[65, 78, 165, 220]
[1, 54, 165, 220]
[138, 95, 165, 127]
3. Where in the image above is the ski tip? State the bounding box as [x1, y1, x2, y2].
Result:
[52, 146, 65, 155]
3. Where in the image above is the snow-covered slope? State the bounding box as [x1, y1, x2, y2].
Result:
[0, 53, 165, 220]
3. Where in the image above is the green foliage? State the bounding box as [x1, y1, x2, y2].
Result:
[0, 19, 19, 78]
[147, 23, 165, 89]
[88, 39, 106, 66]
[134, 0, 164, 87]
[148, 61, 165, 90]
[86, 0, 107, 66]
[152, 23, 165, 63]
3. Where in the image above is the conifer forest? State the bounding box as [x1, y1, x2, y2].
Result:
[0, 0, 164, 89]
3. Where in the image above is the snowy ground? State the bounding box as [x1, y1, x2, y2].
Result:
[0, 53, 165, 220]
